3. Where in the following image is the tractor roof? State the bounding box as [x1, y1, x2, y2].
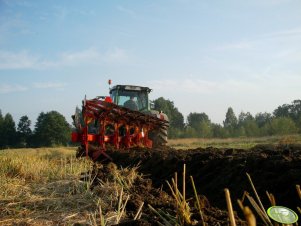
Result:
[110, 85, 152, 93]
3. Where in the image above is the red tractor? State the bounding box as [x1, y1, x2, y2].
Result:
[71, 82, 169, 161]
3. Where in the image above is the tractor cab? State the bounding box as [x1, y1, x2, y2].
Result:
[109, 85, 152, 112]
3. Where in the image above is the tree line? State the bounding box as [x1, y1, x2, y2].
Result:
[154, 98, 301, 138]
[0, 99, 300, 148]
[0, 110, 71, 148]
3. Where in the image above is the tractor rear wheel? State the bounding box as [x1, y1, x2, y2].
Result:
[149, 126, 168, 147]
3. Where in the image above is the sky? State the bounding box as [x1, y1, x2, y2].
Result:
[0, 0, 301, 127]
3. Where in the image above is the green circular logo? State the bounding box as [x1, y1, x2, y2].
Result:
[267, 206, 298, 224]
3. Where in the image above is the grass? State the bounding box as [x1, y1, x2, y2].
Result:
[0, 147, 95, 225]
[168, 134, 301, 149]
[0, 147, 141, 225]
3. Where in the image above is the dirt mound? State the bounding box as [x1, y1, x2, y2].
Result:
[104, 144, 301, 213]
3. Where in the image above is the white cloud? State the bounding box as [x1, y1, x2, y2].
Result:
[59, 48, 101, 65]
[0, 84, 28, 94]
[0, 82, 67, 93]
[33, 82, 66, 89]
[116, 5, 137, 19]
[216, 27, 301, 53]
[0, 50, 39, 69]
[258, 27, 301, 41]
[212, 27, 301, 81]
[59, 47, 130, 65]
[104, 47, 129, 63]
[149, 78, 258, 94]
[216, 41, 253, 51]
[253, 0, 295, 6]
[2, 0, 32, 7]
[73, 9, 95, 16]
[0, 47, 130, 70]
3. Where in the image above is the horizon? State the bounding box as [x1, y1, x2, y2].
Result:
[1, 0, 301, 125]
[0, 96, 297, 128]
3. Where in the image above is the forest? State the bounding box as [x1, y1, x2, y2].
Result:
[0, 99, 300, 148]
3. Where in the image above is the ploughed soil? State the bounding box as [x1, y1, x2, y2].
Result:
[91, 144, 301, 225]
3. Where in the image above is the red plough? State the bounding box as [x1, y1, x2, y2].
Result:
[72, 97, 169, 161]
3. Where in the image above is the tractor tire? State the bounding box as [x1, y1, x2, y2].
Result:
[149, 125, 168, 147]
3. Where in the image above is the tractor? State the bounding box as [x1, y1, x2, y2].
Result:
[71, 81, 169, 161]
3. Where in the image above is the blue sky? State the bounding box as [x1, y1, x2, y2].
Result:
[0, 0, 301, 126]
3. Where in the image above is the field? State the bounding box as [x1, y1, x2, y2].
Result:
[1, 135, 301, 225]
[168, 134, 301, 149]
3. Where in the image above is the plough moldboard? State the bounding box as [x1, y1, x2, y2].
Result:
[71, 97, 169, 161]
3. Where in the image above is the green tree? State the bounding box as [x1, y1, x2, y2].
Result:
[184, 126, 197, 138]
[236, 126, 246, 137]
[17, 115, 32, 147]
[289, 100, 301, 121]
[273, 100, 301, 134]
[0, 110, 3, 147]
[237, 112, 259, 137]
[223, 107, 238, 136]
[273, 104, 290, 118]
[274, 99, 301, 122]
[153, 97, 184, 138]
[1, 113, 17, 148]
[296, 115, 301, 133]
[255, 112, 272, 128]
[238, 112, 254, 126]
[254, 112, 272, 136]
[243, 120, 260, 137]
[187, 112, 212, 138]
[211, 123, 228, 138]
[224, 107, 238, 128]
[198, 120, 212, 138]
[34, 111, 71, 147]
[187, 113, 209, 129]
[268, 117, 298, 135]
